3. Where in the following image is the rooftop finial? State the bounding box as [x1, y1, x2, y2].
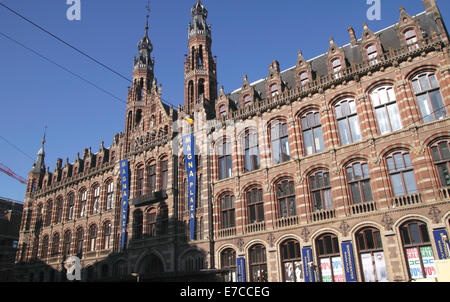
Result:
[145, 0, 150, 32]
[42, 125, 47, 146]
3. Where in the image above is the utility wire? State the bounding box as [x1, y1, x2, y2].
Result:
[0, 135, 35, 162]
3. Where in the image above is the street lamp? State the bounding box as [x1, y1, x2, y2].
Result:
[131, 272, 140, 283]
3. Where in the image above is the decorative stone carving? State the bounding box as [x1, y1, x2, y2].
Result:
[382, 213, 394, 231]
[339, 221, 350, 236]
[301, 227, 310, 242]
[429, 206, 441, 224]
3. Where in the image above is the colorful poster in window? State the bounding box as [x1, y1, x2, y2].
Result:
[433, 229, 450, 260]
[373, 252, 388, 282]
[332, 256, 345, 282]
[406, 248, 423, 279]
[182, 134, 197, 240]
[119, 159, 129, 250]
[237, 257, 246, 282]
[302, 247, 315, 282]
[420, 246, 437, 279]
[320, 258, 333, 282]
[341, 242, 357, 282]
[361, 253, 376, 282]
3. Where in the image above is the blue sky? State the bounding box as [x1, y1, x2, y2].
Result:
[0, 0, 449, 202]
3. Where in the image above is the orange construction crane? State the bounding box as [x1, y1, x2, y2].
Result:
[0, 162, 27, 184]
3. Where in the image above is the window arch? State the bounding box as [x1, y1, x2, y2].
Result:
[102, 221, 112, 250]
[55, 197, 63, 224]
[220, 193, 235, 229]
[88, 224, 98, 252]
[366, 44, 378, 65]
[63, 230, 72, 256]
[92, 185, 100, 214]
[331, 58, 342, 78]
[299, 71, 309, 86]
[430, 140, 450, 187]
[221, 248, 237, 282]
[51, 233, 60, 257]
[243, 129, 260, 172]
[75, 228, 84, 256]
[270, 120, 290, 164]
[276, 179, 296, 218]
[346, 162, 373, 204]
[404, 28, 418, 51]
[40, 235, 49, 259]
[309, 170, 333, 211]
[219, 105, 227, 118]
[399, 220, 437, 280]
[270, 83, 279, 97]
[133, 210, 143, 240]
[243, 94, 252, 108]
[246, 187, 264, 224]
[182, 251, 204, 272]
[144, 208, 157, 237]
[370, 86, 402, 135]
[300, 111, 324, 155]
[249, 244, 267, 282]
[106, 181, 114, 210]
[356, 227, 388, 282]
[147, 161, 157, 192]
[386, 151, 418, 196]
[335, 98, 362, 146]
[280, 239, 302, 282]
[136, 165, 144, 197]
[218, 140, 232, 180]
[160, 158, 168, 190]
[316, 233, 344, 282]
[44, 200, 53, 227]
[78, 190, 86, 218]
[411, 72, 446, 123]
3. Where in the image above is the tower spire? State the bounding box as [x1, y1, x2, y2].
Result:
[31, 126, 47, 174]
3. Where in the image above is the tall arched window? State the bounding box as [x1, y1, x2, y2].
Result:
[370, 86, 402, 135]
[220, 193, 235, 229]
[92, 185, 100, 214]
[136, 166, 144, 197]
[310, 171, 333, 211]
[411, 73, 446, 123]
[79, 190, 86, 218]
[430, 140, 450, 187]
[299, 72, 309, 86]
[335, 99, 362, 145]
[277, 179, 296, 218]
[244, 130, 260, 172]
[270, 84, 279, 97]
[218, 140, 233, 180]
[133, 210, 143, 240]
[55, 198, 63, 224]
[221, 248, 237, 282]
[301, 111, 324, 155]
[356, 227, 388, 282]
[88, 225, 97, 252]
[280, 239, 302, 282]
[51, 233, 60, 257]
[386, 151, 418, 196]
[102, 221, 112, 250]
[40, 235, 49, 259]
[332, 58, 342, 78]
[399, 220, 437, 280]
[44, 200, 53, 227]
[249, 244, 267, 282]
[316, 233, 344, 282]
[346, 162, 373, 204]
[160, 159, 168, 190]
[271, 120, 290, 164]
[147, 163, 157, 192]
[145, 209, 157, 237]
[63, 230, 72, 256]
[75, 228, 84, 256]
[247, 187, 264, 223]
[106, 181, 114, 210]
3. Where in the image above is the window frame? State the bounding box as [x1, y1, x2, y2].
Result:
[386, 151, 418, 197]
[370, 86, 403, 135]
[243, 130, 260, 173]
[430, 140, 450, 187]
[346, 162, 374, 204]
[280, 239, 302, 282]
[218, 140, 233, 180]
[249, 244, 268, 282]
[411, 72, 446, 123]
[270, 120, 291, 164]
[309, 171, 333, 211]
[300, 111, 325, 155]
[335, 98, 362, 146]
[247, 188, 264, 224]
[277, 179, 297, 218]
[220, 194, 235, 229]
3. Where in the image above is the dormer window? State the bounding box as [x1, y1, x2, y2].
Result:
[299, 72, 309, 86]
[366, 44, 378, 65]
[404, 28, 418, 51]
[243, 94, 252, 108]
[270, 84, 279, 97]
[332, 58, 342, 78]
[219, 105, 227, 118]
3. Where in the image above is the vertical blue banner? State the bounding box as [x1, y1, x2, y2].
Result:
[120, 159, 129, 250]
[341, 241, 357, 282]
[433, 229, 450, 260]
[237, 257, 246, 282]
[302, 247, 315, 282]
[182, 134, 197, 240]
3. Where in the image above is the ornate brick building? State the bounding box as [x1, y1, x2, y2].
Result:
[15, 0, 450, 282]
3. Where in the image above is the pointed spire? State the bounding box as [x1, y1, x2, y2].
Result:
[31, 126, 47, 174]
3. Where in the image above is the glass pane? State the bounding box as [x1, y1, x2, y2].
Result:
[365, 230, 375, 249]
[401, 226, 411, 245]
[371, 92, 380, 107]
[353, 164, 362, 180]
[362, 163, 370, 178]
[410, 223, 422, 244]
[324, 172, 330, 187]
[349, 100, 357, 114]
[420, 246, 437, 278]
[313, 191, 322, 211]
[320, 258, 333, 282]
[338, 120, 351, 146]
[304, 130, 314, 155]
[431, 146, 440, 162]
[350, 183, 362, 204]
[362, 180, 373, 202]
[361, 253, 376, 282]
[429, 74, 439, 89]
[289, 197, 296, 216]
[417, 94, 434, 123]
[245, 149, 252, 172]
[374, 231, 382, 248]
[404, 171, 418, 194]
[379, 89, 389, 105]
[419, 224, 430, 243]
[349, 115, 362, 142]
[281, 137, 291, 161]
[272, 140, 281, 164]
[419, 75, 431, 91]
[280, 200, 287, 218]
[437, 164, 450, 186]
[307, 113, 314, 129]
[387, 103, 402, 132]
[313, 127, 324, 153]
[394, 153, 405, 170]
[315, 113, 321, 126]
[412, 80, 421, 94]
[341, 101, 350, 117]
[257, 204, 264, 222]
[376, 107, 390, 135]
[323, 189, 333, 209]
[387, 87, 396, 102]
[387, 157, 395, 172]
[346, 167, 354, 181]
[429, 90, 446, 120]
[391, 174, 405, 196]
[335, 105, 342, 119]
[374, 252, 388, 282]
[403, 153, 412, 168]
[439, 142, 450, 160]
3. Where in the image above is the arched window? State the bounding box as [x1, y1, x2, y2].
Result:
[79, 190, 86, 218]
[182, 251, 204, 272]
[198, 78, 205, 101]
[404, 28, 418, 51]
[270, 120, 290, 164]
[356, 227, 388, 282]
[247, 187, 264, 223]
[249, 244, 267, 282]
[106, 181, 114, 210]
[160, 159, 168, 190]
[136, 166, 144, 197]
[316, 233, 344, 282]
[75, 228, 84, 256]
[335, 99, 362, 146]
[219, 105, 227, 118]
[145, 209, 157, 237]
[88, 225, 97, 252]
[244, 130, 260, 172]
[366, 44, 378, 65]
[113, 261, 128, 277]
[51, 233, 60, 257]
[411, 73, 446, 123]
[346, 162, 373, 204]
[270, 84, 279, 97]
[55, 198, 63, 224]
[370, 86, 402, 135]
[299, 72, 309, 86]
[40, 235, 49, 259]
[310, 171, 333, 211]
[280, 239, 302, 282]
[277, 179, 296, 218]
[147, 163, 157, 192]
[66, 193, 75, 221]
[386, 151, 418, 196]
[399, 220, 437, 280]
[301, 111, 324, 155]
[218, 140, 232, 180]
[63, 231, 72, 256]
[430, 141, 450, 187]
[243, 94, 252, 108]
[220, 193, 235, 229]
[133, 210, 143, 239]
[332, 58, 342, 78]
[102, 221, 112, 250]
[36, 203, 43, 227]
[221, 248, 237, 282]
[44, 200, 53, 227]
[92, 185, 100, 214]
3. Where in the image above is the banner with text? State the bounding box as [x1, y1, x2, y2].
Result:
[433, 229, 450, 260]
[182, 134, 197, 240]
[302, 247, 315, 282]
[120, 159, 129, 250]
[237, 257, 246, 282]
[341, 241, 357, 282]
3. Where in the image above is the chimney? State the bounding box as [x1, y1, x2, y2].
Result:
[348, 26, 357, 46]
